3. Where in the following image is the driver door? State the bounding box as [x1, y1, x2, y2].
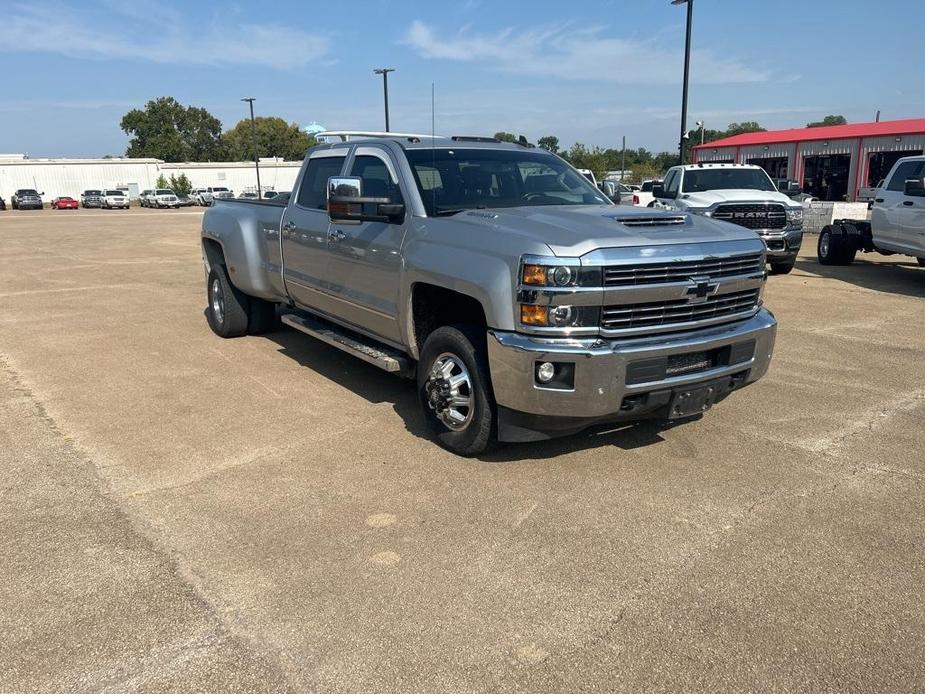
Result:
[322, 147, 409, 344]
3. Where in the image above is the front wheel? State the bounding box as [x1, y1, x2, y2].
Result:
[417, 325, 496, 457]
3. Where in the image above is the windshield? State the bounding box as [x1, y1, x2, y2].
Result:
[682, 168, 776, 193]
[156, 189, 174, 195]
[19, 189, 39, 195]
[85, 190, 102, 195]
[405, 148, 609, 215]
[212, 187, 229, 192]
[105, 190, 122, 196]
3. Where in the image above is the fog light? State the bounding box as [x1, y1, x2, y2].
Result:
[536, 361, 556, 383]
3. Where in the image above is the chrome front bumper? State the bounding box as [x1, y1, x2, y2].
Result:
[487, 308, 776, 434]
[759, 227, 802, 259]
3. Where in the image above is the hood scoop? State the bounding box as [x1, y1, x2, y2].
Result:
[612, 214, 688, 227]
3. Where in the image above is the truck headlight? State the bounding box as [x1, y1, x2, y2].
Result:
[520, 304, 598, 328]
[786, 208, 803, 223]
[522, 263, 577, 287]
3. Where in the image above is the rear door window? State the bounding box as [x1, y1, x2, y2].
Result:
[297, 155, 347, 209]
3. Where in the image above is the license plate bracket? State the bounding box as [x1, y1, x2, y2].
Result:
[668, 381, 720, 419]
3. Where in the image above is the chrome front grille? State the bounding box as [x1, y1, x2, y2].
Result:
[603, 253, 763, 286]
[713, 203, 786, 230]
[601, 289, 760, 332]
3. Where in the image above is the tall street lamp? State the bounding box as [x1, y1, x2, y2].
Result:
[373, 68, 395, 132]
[240, 97, 261, 195]
[672, 0, 694, 164]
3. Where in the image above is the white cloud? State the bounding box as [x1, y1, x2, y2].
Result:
[402, 20, 769, 85]
[0, 2, 329, 70]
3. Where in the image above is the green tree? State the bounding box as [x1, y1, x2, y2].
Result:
[537, 135, 559, 153]
[807, 114, 847, 128]
[155, 174, 170, 189]
[223, 117, 315, 161]
[169, 173, 192, 196]
[121, 97, 225, 162]
[725, 121, 766, 137]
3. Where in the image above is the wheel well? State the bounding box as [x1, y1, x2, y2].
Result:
[202, 238, 225, 271]
[411, 284, 487, 354]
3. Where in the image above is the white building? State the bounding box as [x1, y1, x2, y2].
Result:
[0, 155, 302, 201]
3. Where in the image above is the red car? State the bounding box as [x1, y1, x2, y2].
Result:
[51, 196, 78, 210]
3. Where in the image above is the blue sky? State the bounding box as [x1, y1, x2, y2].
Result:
[0, 0, 920, 158]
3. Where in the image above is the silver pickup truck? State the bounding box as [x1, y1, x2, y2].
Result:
[201, 135, 777, 456]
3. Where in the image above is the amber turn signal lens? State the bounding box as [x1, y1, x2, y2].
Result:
[522, 264, 547, 285]
[520, 304, 548, 326]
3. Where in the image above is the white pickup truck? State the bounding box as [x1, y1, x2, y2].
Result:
[653, 164, 804, 274]
[817, 155, 925, 266]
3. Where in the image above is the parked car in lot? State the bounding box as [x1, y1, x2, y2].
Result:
[176, 194, 196, 207]
[0, 196, 6, 211]
[600, 180, 633, 205]
[208, 186, 234, 203]
[818, 155, 925, 267]
[51, 196, 78, 210]
[149, 188, 180, 208]
[201, 133, 777, 456]
[238, 191, 260, 200]
[632, 180, 662, 207]
[81, 189, 103, 208]
[653, 164, 804, 275]
[11, 189, 43, 209]
[191, 188, 210, 205]
[100, 190, 129, 209]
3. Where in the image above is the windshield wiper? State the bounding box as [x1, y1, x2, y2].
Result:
[431, 205, 486, 217]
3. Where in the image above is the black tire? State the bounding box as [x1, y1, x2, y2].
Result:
[817, 225, 856, 266]
[769, 259, 796, 275]
[248, 297, 278, 334]
[417, 325, 496, 457]
[206, 265, 250, 338]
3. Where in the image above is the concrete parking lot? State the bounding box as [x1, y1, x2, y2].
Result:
[1, 207, 923, 692]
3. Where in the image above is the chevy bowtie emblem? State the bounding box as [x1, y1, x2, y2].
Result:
[686, 276, 718, 303]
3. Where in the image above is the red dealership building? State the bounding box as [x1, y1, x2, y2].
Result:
[691, 118, 925, 202]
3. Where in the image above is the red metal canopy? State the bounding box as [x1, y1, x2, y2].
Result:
[692, 118, 925, 150]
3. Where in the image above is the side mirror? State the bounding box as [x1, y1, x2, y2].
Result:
[327, 176, 405, 223]
[652, 183, 667, 198]
[780, 180, 801, 194]
[904, 177, 925, 197]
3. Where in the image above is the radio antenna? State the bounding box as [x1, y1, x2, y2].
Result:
[431, 82, 436, 215]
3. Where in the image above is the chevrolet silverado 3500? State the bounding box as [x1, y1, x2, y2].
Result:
[201, 135, 777, 456]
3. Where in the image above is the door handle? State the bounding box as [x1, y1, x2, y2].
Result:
[874, 198, 884, 203]
[328, 229, 346, 241]
[902, 201, 914, 206]
[283, 220, 296, 231]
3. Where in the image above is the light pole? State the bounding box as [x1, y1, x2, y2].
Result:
[373, 68, 395, 132]
[695, 120, 705, 145]
[672, 0, 694, 164]
[240, 97, 261, 195]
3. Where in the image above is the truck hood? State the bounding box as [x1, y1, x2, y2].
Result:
[679, 189, 799, 208]
[445, 204, 761, 257]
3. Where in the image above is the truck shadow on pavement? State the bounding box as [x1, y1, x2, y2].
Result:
[794, 258, 925, 299]
[264, 326, 681, 462]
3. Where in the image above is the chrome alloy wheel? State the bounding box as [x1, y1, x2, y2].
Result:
[424, 352, 474, 431]
[819, 231, 830, 258]
[211, 277, 225, 325]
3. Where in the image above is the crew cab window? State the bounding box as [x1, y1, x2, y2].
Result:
[297, 156, 346, 210]
[350, 155, 403, 203]
[886, 161, 925, 192]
